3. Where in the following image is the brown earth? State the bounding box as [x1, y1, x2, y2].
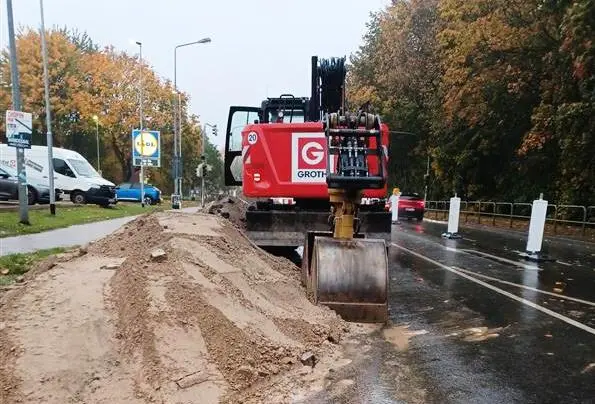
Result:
[0, 210, 367, 404]
[203, 196, 249, 230]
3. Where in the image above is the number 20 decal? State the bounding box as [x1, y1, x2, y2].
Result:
[247, 131, 258, 145]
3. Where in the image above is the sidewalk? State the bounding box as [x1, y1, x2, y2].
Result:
[0, 206, 201, 256]
[0, 216, 138, 256]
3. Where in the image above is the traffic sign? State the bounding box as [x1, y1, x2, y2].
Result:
[132, 129, 161, 167]
[6, 110, 32, 149]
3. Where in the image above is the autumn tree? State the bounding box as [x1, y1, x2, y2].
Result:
[347, 0, 441, 194]
[348, 0, 594, 205]
[520, 0, 595, 205]
[0, 27, 205, 194]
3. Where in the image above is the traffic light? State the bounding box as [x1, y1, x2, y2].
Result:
[196, 162, 212, 177]
[211, 125, 218, 136]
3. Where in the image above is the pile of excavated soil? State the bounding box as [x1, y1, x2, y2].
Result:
[0, 211, 362, 404]
[203, 196, 249, 229]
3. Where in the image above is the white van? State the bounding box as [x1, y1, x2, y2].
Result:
[0, 144, 117, 206]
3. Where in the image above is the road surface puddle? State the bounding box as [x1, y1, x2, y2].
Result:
[382, 325, 428, 351]
[460, 326, 502, 342]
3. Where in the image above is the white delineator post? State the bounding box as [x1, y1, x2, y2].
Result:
[391, 193, 400, 224]
[442, 194, 462, 239]
[524, 194, 549, 260]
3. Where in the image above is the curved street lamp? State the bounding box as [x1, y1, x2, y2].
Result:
[172, 37, 211, 209]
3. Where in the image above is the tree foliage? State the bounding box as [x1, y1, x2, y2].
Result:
[202, 140, 225, 198]
[0, 28, 221, 195]
[348, 0, 594, 204]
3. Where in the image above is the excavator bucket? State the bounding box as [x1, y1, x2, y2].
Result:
[302, 233, 388, 323]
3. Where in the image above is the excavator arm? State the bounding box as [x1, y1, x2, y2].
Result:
[302, 111, 389, 323]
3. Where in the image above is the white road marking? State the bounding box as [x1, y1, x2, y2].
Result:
[391, 243, 595, 336]
[557, 261, 573, 267]
[451, 266, 595, 307]
[459, 249, 540, 271]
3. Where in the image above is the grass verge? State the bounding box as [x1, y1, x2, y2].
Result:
[0, 247, 66, 286]
[0, 203, 164, 238]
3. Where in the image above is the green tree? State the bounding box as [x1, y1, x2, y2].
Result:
[202, 137, 225, 199]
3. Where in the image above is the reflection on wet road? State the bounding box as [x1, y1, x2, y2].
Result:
[388, 220, 595, 403]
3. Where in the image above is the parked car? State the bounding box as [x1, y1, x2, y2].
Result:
[0, 144, 117, 206]
[116, 182, 162, 205]
[385, 192, 425, 221]
[0, 165, 63, 205]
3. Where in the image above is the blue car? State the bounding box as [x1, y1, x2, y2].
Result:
[116, 182, 161, 205]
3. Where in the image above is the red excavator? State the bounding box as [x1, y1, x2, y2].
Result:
[223, 56, 391, 323]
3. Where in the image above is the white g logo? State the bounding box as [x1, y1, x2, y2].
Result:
[301, 141, 324, 165]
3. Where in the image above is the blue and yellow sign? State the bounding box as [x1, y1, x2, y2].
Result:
[132, 129, 161, 167]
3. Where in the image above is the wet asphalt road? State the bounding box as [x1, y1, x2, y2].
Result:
[382, 219, 595, 403]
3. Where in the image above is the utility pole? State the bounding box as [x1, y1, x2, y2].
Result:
[424, 154, 430, 202]
[201, 123, 217, 208]
[93, 115, 100, 174]
[40, 0, 56, 215]
[201, 124, 207, 208]
[136, 41, 145, 208]
[7, 0, 29, 224]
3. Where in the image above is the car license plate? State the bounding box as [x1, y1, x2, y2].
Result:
[405, 208, 415, 211]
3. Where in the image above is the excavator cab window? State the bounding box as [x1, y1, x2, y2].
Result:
[224, 106, 261, 186]
[265, 108, 305, 123]
[261, 95, 309, 123]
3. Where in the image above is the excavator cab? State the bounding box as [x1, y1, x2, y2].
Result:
[223, 96, 308, 185]
[261, 94, 309, 123]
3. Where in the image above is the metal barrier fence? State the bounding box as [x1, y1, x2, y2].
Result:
[426, 200, 595, 236]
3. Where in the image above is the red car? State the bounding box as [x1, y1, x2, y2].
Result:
[385, 192, 425, 221]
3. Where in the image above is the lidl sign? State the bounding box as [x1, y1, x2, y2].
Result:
[132, 129, 160, 167]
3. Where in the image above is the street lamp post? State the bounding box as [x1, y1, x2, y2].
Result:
[39, 0, 56, 215]
[135, 40, 145, 208]
[172, 37, 211, 209]
[92, 115, 101, 174]
[177, 91, 183, 198]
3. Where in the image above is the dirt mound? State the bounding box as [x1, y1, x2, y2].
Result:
[203, 196, 248, 229]
[0, 211, 356, 404]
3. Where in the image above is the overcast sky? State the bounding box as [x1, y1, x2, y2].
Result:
[1, 0, 389, 149]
